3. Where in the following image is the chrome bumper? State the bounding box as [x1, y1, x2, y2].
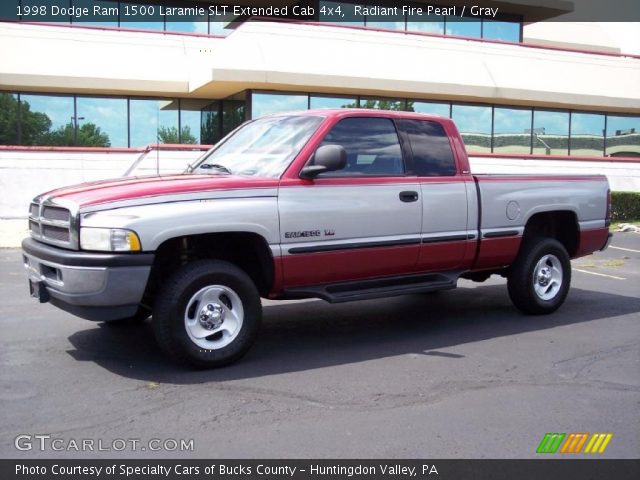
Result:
[22, 238, 154, 321]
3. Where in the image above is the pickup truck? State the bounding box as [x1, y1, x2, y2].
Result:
[22, 109, 612, 368]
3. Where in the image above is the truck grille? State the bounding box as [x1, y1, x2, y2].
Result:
[29, 199, 76, 249]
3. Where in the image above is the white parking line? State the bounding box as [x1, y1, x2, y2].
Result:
[610, 246, 640, 254]
[574, 269, 626, 280]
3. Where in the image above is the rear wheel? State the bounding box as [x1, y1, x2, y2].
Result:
[507, 238, 571, 315]
[152, 260, 262, 368]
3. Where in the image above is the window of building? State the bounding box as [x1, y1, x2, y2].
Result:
[570, 112, 605, 156]
[129, 98, 178, 147]
[482, 19, 520, 42]
[398, 119, 456, 176]
[222, 100, 246, 137]
[365, 10, 405, 30]
[200, 101, 221, 145]
[251, 93, 308, 119]
[19, 94, 74, 146]
[0, 93, 19, 145]
[119, 2, 164, 30]
[406, 12, 445, 34]
[360, 97, 406, 110]
[446, 17, 481, 38]
[165, 2, 208, 34]
[451, 104, 491, 152]
[76, 96, 127, 147]
[310, 95, 358, 109]
[179, 99, 210, 145]
[0, 0, 20, 21]
[532, 110, 569, 155]
[72, 0, 119, 27]
[317, 117, 404, 176]
[606, 115, 640, 157]
[411, 101, 450, 117]
[209, 12, 234, 36]
[319, 2, 364, 26]
[493, 107, 532, 153]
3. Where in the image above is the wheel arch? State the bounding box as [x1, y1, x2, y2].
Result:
[143, 231, 276, 306]
[521, 210, 579, 257]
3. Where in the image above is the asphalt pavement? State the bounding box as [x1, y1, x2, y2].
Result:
[0, 233, 638, 459]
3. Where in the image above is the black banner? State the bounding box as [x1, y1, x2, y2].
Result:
[1, 0, 640, 23]
[3, 459, 640, 480]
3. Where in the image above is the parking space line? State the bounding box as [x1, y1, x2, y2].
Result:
[574, 269, 626, 280]
[610, 246, 640, 254]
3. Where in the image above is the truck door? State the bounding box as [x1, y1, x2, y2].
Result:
[395, 119, 475, 272]
[278, 116, 422, 287]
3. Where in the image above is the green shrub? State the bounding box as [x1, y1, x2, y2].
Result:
[611, 192, 640, 222]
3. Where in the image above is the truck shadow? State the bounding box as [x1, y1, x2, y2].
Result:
[66, 284, 640, 383]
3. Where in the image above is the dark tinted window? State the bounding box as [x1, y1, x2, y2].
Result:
[399, 120, 457, 176]
[318, 117, 404, 176]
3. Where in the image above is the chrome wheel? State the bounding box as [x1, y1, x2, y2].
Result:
[532, 254, 563, 301]
[184, 285, 244, 350]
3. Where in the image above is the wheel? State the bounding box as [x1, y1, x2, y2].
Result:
[507, 237, 571, 315]
[152, 260, 262, 368]
[103, 307, 150, 325]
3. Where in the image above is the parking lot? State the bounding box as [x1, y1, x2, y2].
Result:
[1, 233, 638, 459]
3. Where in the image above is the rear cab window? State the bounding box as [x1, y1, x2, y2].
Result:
[397, 119, 458, 176]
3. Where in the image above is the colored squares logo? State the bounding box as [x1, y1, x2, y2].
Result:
[537, 433, 613, 454]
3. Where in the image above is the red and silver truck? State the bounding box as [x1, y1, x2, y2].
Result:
[23, 109, 612, 367]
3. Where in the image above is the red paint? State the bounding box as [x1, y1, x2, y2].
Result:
[575, 228, 610, 258]
[281, 244, 420, 287]
[471, 152, 640, 164]
[269, 255, 284, 298]
[47, 174, 279, 207]
[472, 236, 522, 270]
[417, 240, 475, 272]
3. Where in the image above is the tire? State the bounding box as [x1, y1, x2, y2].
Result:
[152, 260, 261, 368]
[507, 237, 571, 315]
[103, 307, 151, 326]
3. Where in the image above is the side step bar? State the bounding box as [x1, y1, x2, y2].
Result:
[284, 272, 459, 303]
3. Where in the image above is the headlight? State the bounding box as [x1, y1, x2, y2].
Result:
[80, 228, 141, 252]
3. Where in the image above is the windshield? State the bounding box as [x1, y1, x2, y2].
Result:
[190, 115, 324, 178]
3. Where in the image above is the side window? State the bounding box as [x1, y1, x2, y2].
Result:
[317, 117, 404, 176]
[399, 120, 457, 176]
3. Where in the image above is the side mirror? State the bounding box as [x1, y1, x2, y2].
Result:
[300, 145, 347, 179]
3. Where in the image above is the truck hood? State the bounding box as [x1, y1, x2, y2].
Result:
[40, 174, 279, 209]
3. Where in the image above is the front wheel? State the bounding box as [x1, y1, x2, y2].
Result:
[152, 260, 262, 368]
[507, 238, 571, 315]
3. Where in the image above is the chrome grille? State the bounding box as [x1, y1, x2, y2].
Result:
[28, 198, 76, 249]
[42, 206, 70, 222]
[42, 225, 70, 242]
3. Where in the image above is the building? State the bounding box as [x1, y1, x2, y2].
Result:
[0, 1, 639, 244]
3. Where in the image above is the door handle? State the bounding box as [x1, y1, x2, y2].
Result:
[399, 191, 419, 203]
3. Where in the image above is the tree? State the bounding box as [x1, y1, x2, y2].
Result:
[343, 99, 414, 111]
[0, 93, 51, 145]
[44, 122, 111, 147]
[157, 125, 197, 144]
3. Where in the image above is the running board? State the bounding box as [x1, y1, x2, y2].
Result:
[284, 272, 459, 303]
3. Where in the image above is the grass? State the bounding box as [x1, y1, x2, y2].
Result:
[610, 219, 640, 232]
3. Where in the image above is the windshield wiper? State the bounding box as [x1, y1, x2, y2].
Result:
[198, 163, 232, 174]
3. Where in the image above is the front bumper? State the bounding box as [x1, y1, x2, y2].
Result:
[22, 237, 154, 321]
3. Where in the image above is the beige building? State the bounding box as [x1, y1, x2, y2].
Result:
[0, 1, 639, 245]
